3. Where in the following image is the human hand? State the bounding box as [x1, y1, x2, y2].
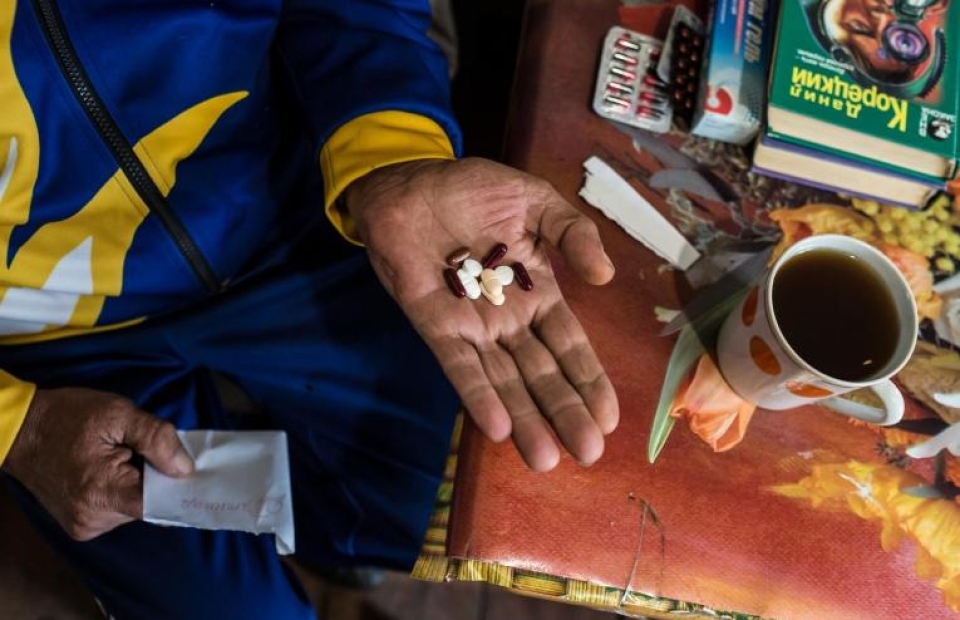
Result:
[3, 388, 194, 540]
[344, 158, 619, 472]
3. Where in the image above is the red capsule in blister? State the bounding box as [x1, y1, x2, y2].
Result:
[642, 74, 665, 89]
[481, 243, 509, 268]
[443, 268, 467, 298]
[512, 262, 534, 291]
[640, 91, 667, 105]
[607, 81, 634, 95]
[603, 95, 631, 110]
[637, 105, 664, 119]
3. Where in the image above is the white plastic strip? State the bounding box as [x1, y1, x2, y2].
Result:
[579, 156, 700, 270]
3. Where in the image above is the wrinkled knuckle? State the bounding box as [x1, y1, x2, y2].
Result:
[104, 393, 132, 409]
[155, 420, 177, 438]
[66, 501, 91, 530]
[103, 396, 135, 424]
[76, 479, 98, 501]
[66, 523, 89, 541]
[71, 524, 99, 542]
[579, 215, 600, 233]
[152, 420, 179, 451]
[530, 176, 554, 196]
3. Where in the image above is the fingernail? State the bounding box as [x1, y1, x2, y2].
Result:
[605, 255, 616, 272]
[173, 452, 194, 476]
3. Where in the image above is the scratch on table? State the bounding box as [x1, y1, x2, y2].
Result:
[619, 494, 666, 609]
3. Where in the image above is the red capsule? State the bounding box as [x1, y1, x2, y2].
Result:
[609, 66, 636, 81]
[443, 268, 467, 298]
[512, 262, 534, 291]
[640, 91, 667, 105]
[607, 81, 634, 95]
[481, 243, 509, 269]
[637, 105, 664, 119]
[446, 246, 471, 266]
[642, 74, 665, 88]
[603, 95, 631, 109]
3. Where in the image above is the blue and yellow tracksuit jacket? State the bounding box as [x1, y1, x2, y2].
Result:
[0, 0, 461, 461]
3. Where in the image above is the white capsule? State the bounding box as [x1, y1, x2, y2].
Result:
[463, 277, 482, 300]
[457, 268, 473, 285]
[494, 265, 514, 286]
[462, 259, 483, 278]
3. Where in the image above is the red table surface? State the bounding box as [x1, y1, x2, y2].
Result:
[446, 1, 959, 618]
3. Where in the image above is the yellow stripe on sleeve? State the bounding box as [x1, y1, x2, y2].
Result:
[0, 370, 36, 465]
[319, 111, 455, 245]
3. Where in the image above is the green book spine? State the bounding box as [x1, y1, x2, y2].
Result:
[768, 0, 959, 161]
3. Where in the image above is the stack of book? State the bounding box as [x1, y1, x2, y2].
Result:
[752, 0, 959, 208]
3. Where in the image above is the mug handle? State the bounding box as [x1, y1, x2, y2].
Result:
[822, 379, 904, 426]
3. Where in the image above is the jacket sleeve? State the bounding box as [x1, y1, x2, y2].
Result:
[0, 371, 36, 465]
[277, 0, 462, 152]
[277, 1, 463, 241]
[319, 111, 455, 243]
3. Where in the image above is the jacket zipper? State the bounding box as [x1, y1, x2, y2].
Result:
[30, 0, 223, 293]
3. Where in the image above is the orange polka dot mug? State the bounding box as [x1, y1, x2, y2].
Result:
[716, 235, 917, 425]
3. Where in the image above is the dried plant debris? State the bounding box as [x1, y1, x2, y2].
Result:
[897, 341, 960, 424]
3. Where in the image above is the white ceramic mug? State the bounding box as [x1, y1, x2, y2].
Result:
[716, 235, 917, 425]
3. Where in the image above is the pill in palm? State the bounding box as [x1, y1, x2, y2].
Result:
[462, 259, 483, 278]
[479, 273, 503, 298]
[481, 243, 508, 268]
[443, 268, 466, 298]
[446, 246, 471, 266]
[480, 284, 506, 306]
[493, 265, 514, 286]
[513, 262, 534, 291]
[463, 276, 482, 300]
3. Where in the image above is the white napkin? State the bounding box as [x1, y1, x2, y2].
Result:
[579, 155, 701, 270]
[143, 430, 295, 555]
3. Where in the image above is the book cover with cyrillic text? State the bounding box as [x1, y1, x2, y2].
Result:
[767, 0, 958, 173]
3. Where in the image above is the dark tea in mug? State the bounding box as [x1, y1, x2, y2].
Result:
[771, 248, 900, 382]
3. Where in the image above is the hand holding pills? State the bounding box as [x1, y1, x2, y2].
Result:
[342, 158, 620, 472]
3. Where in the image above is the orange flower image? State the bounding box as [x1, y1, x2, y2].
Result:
[772, 461, 960, 612]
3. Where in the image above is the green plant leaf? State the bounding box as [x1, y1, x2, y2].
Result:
[648, 324, 704, 463]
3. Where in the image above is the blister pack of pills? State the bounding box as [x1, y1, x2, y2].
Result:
[657, 6, 706, 126]
[591, 26, 672, 133]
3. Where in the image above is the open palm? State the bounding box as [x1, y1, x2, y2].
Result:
[344, 158, 619, 472]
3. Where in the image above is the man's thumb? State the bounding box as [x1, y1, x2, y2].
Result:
[122, 411, 194, 477]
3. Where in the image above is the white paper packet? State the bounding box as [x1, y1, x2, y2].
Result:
[143, 430, 295, 555]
